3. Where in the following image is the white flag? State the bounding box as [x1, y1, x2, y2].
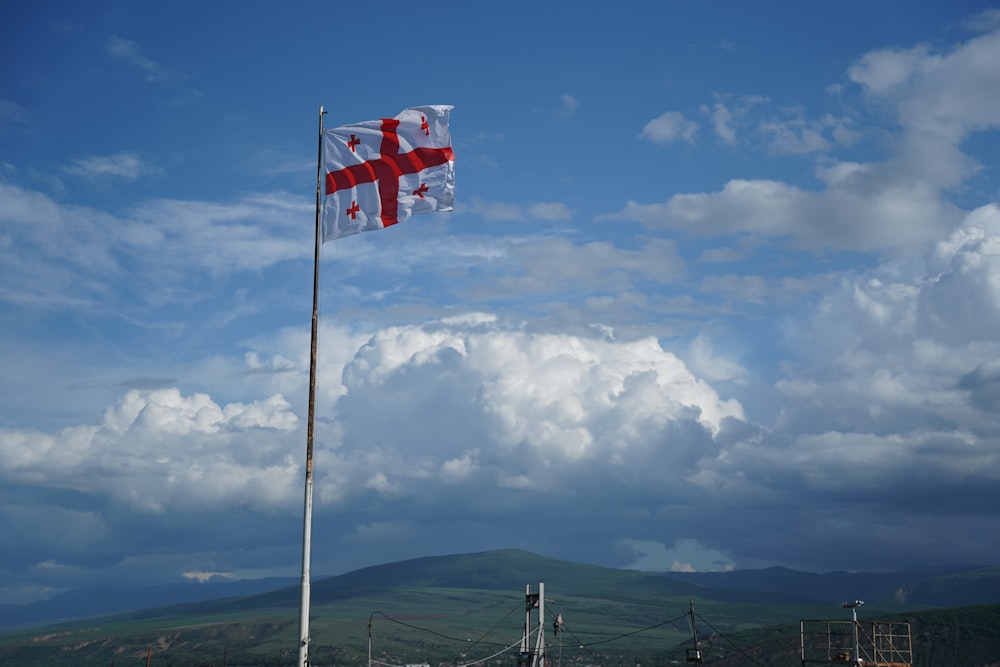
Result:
[321, 105, 455, 242]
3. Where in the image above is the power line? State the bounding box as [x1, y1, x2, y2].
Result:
[371, 609, 518, 647]
[695, 612, 768, 667]
[563, 612, 689, 648]
[372, 600, 772, 666]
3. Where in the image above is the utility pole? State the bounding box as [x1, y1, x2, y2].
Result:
[686, 600, 702, 663]
[519, 584, 546, 667]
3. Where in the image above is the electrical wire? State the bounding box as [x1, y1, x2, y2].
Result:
[553, 610, 689, 648]
[370, 609, 518, 647]
[465, 598, 526, 650]
[371, 635, 524, 667]
[372, 600, 778, 666]
[455, 635, 527, 667]
[695, 612, 768, 667]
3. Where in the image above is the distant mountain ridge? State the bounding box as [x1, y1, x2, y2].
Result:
[0, 576, 296, 632]
[2, 549, 998, 634]
[2, 550, 1000, 666]
[660, 563, 1000, 607]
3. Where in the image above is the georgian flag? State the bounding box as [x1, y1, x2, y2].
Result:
[321, 105, 455, 242]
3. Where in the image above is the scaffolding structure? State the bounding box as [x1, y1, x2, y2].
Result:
[800, 618, 912, 666]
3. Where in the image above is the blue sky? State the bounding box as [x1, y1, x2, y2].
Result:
[2, 1, 1000, 606]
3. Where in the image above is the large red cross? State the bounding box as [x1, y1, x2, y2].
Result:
[326, 118, 454, 227]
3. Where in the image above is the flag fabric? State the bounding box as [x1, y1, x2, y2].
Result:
[321, 105, 455, 242]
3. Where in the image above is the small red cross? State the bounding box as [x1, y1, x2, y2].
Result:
[412, 183, 429, 198]
[326, 118, 454, 227]
[420, 116, 429, 136]
[346, 201, 360, 219]
[347, 134, 360, 152]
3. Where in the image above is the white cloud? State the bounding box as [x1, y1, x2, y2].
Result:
[620, 538, 735, 572]
[0, 316, 756, 589]
[641, 111, 699, 144]
[339, 322, 743, 468]
[105, 36, 170, 82]
[504, 237, 685, 293]
[704, 101, 736, 144]
[0, 388, 300, 513]
[560, 94, 579, 116]
[699, 95, 768, 145]
[848, 45, 930, 96]
[471, 199, 524, 221]
[182, 571, 233, 583]
[0, 183, 313, 311]
[64, 152, 156, 181]
[5, 6, 1000, 600]
[683, 335, 746, 385]
[527, 202, 572, 220]
[757, 116, 833, 155]
[611, 20, 999, 254]
[849, 22, 1000, 141]
[607, 175, 960, 250]
[0, 319, 742, 511]
[764, 204, 1000, 441]
[466, 197, 573, 222]
[964, 7, 1000, 31]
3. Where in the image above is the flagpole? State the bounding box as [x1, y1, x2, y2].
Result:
[299, 104, 326, 667]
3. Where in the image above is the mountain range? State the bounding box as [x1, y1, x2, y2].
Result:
[1, 549, 999, 666]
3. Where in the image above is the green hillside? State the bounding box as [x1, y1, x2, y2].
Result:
[1, 550, 998, 666]
[700, 603, 1000, 666]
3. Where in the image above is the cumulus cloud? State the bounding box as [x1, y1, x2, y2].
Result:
[278, 259, 1000, 577]
[0, 387, 306, 586]
[0, 320, 748, 587]
[606, 176, 961, 250]
[338, 320, 742, 460]
[8, 217, 1000, 586]
[620, 538, 735, 572]
[618, 17, 999, 253]
[5, 8, 1000, 602]
[848, 19, 1000, 176]
[641, 111, 699, 144]
[772, 204, 1000, 434]
[677, 204, 1000, 568]
[0, 388, 300, 512]
[609, 37, 998, 250]
[855, 36, 1000, 139]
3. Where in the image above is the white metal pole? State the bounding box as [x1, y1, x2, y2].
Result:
[298, 477, 313, 667]
[521, 584, 531, 654]
[298, 104, 326, 667]
[534, 583, 545, 667]
[852, 605, 860, 666]
[842, 600, 864, 666]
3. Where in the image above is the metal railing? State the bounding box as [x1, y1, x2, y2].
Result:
[800, 619, 911, 666]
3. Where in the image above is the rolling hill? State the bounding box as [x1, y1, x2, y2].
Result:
[1, 549, 998, 666]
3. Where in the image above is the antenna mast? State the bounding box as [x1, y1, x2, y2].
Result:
[518, 583, 547, 667]
[686, 600, 702, 663]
